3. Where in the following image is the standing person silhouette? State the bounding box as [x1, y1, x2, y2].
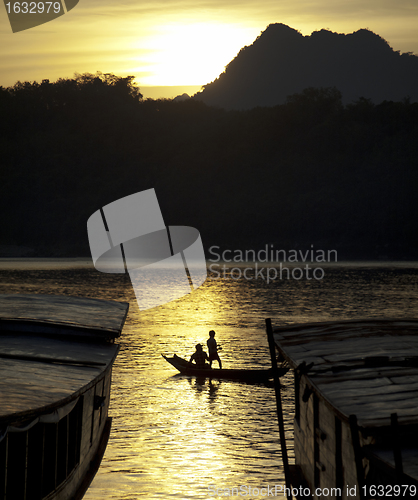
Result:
[207, 330, 222, 369]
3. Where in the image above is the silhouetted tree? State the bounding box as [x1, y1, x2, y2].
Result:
[1, 75, 417, 258]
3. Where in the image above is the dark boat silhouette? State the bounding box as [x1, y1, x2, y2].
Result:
[271, 318, 418, 497]
[0, 294, 129, 500]
[162, 353, 288, 381]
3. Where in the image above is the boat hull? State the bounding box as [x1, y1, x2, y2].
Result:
[0, 294, 129, 500]
[272, 319, 418, 500]
[42, 367, 114, 500]
[163, 354, 285, 381]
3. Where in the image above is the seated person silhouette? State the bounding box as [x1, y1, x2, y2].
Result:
[189, 343, 209, 369]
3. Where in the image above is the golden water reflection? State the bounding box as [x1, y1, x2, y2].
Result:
[101, 320, 292, 499]
[0, 262, 417, 498]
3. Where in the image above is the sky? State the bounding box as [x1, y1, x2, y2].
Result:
[1, 0, 418, 99]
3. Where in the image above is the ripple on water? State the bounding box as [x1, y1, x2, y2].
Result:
[0, 262, 417, 498]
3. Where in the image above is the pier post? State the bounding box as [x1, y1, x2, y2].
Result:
[266, 318, 292, 500]
[391, 413, 403, 477]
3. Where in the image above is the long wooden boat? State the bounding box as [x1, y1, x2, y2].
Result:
[0, 294, 129, 500]
[162, 353, 288, 381]
[271, 319, 418, 500]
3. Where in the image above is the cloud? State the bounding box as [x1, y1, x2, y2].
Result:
[1, 0, 418, 87]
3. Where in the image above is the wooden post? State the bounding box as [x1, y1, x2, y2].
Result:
[391, 413, 403, 477]
[266, 318, 292, 500]
[349, 414, 365, 500]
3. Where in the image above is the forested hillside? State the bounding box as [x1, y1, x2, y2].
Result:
[1, 74, 417, 259]
[194, 23, 418, 109]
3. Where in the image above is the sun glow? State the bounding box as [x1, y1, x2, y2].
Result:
[131, 22, 259, 86]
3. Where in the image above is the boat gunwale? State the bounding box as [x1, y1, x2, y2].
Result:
[0, 294, 129, 423]
[273, 317, 418, 334]
[0, 294, 130, 339]
[0, 317, 124, 340]
[0, 344, 119, 426]
[273, 318, 418, 430]
[162, 353, 281, 381]
[0, 294, 127, 500]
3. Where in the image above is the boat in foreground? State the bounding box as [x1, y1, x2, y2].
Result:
[0, 294, 129, 500]
[163, 353, 287, 381]
[271, 318, 418, 500]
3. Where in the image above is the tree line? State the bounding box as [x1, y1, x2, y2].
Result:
[1, 73, 417, 259]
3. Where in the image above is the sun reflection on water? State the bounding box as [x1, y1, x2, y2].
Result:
[0, 261, 417, 498]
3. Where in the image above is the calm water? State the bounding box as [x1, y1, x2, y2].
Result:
[1, 260, 418, 499]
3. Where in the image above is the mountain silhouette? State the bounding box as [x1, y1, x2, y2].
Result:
[194, 23, 418, 109]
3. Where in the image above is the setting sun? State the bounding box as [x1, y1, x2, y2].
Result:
[2, 0, 418, 97]
[130, 22, 259, 86]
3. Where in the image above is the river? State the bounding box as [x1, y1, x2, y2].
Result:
[0, 259, 417, 499]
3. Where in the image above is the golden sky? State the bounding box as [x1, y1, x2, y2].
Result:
[1, 0, 418, 99]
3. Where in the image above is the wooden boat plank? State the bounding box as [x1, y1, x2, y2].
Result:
[0, 356, 108, 384]
[323, 351, 416, 363]
[281, 333, 418, 348]
[74, 417, 113, 500]
[274, 330, 386, 346]
[311, 373, 401, 389]
[290, 355, 328, 366]
[310, 365, 418, 385]
[0, 356, 103, 379]
[273, 320, 418, 351]
[1, 392, 72, 412]
[0, 376, 96, 395]
[292, 337, 388, 351]
[0, 294, 129, 337]
[313, 377, 418, 420]
[352, 413, 418, 430]
[391, 374, 418, 384]
[0, 294, 128, 500]
[0, 376, 91, 394]
[274, 319, 418, 435]
[91, 378, 104, 445]
[0, 346, 117, 419]
[280, 337, 417, 359]
[320, 381, 418, 399]
[342, 410, 418, 429]
[0, 333, 118, 365]
[339, 402, 418, 422]
[357, 413, 418, 428]
[274, 318, 418, 334]
[0, 361, 90, 383]
[324, 339, 417, 355]
[329, 391, 418, 410]
[1, 365, 101, 391]
[368, 447, 418, 481]
[339, 393, 418, 410]
[316, 376, 393, 391]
